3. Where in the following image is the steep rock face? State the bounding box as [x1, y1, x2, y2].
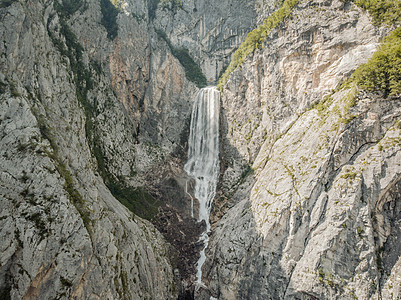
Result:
[153, 0, 258, 82]
[1, 0, 264, 296]
[0, 1, 178, 298]
[67, 0, 198, 180]
[205, 0, 401, 299]
[53, 0, 202, 285]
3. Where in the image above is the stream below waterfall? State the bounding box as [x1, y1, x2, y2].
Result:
[184, 86, 220, 285]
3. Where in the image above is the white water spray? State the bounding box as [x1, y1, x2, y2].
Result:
[184, 87, 220, 284]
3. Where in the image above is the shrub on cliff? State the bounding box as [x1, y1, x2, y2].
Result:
[0, 0, 17, 8]
[217, 0, 299, 91]
[354, 0, 401, 25]
[100, 0, 120, 39]
[350, 27, 401, 97]
[160, 0, 183, 11]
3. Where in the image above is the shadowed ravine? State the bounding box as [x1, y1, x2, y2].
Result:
[1, 0, 401, 299]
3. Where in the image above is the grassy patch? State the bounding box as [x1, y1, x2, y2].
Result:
[340, 168, 358, 182]
[347, 27, 401, 97]
[217, 0, 299, 90]
[311, 94, 335, 117]
[26, 212, 48, 239]
[9, 79, 21, 97]
[353, 0, 401, 26]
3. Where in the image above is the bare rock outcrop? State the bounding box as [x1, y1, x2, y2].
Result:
[205, 0, 401, 299]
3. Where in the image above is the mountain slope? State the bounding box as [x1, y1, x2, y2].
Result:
[205, 0, 401, 299]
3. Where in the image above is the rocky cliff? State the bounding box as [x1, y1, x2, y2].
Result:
[0, 0, 198, 298]
[152, 0, 258, 83]
[204, 0, 401, 299]
[1, 0, 400, 299]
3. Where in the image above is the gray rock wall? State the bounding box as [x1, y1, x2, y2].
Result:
[0, 0, 179, 298]
[2, 0, 400, 299]
[205, 0, 401, 299]
[0, 0, 262, 297]
[153, 0, 258, 83]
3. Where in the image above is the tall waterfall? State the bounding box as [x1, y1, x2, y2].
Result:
[184, 87, 220, 284]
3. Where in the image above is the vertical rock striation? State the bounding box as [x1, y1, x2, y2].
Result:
[205, 0, 401, 299]
[1, 0, 400, 299]
[0, 0, 192, 298]
[153, 0, 258, 82]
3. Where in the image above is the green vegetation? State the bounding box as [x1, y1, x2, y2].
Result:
[217, 0, 299, 90]
[26, 212, 48, 239]
[60, 277, 73, 287]
[110, 0, 123, 8]
[340, 0, 401, 97]
[312, 94, 334, 117]
[376, 246, 384, 273]
[148, 0, 160, 19]
[156, 29, 207, 88]
[35, 113, 93, 235]
[312, 0, 401, 120]
[0, 78, 22, 97]
[9, 81, 21, 97]
[160, 0, 182, 11]
[100, 0, 120, 39]
[0, 0, 17, 8]
[55, 0, 84, 17]
[93, 135, 160, 220]
[0, 81, 6, 94]
[240, 164, 254, 180]
[353, 0, 401, 26]
[340, 169, 358, 181]
[49, 8, 159, 220]
[347, 27, 401, 97]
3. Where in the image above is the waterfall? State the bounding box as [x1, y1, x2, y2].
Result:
[184, 87, 220, 284]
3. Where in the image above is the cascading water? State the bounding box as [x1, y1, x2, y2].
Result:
[184, 87, 220, 284]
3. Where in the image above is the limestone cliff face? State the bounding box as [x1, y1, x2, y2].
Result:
[0, 0, 184, 298]
[67, 0, 198, 180]
[0, 0, 260, 297]
[205, 0, 401, 299]
[153, 0, 258, 82]
[1, 0, 401, 299]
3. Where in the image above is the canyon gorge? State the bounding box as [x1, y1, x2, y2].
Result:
[0, 0, 400, 299]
